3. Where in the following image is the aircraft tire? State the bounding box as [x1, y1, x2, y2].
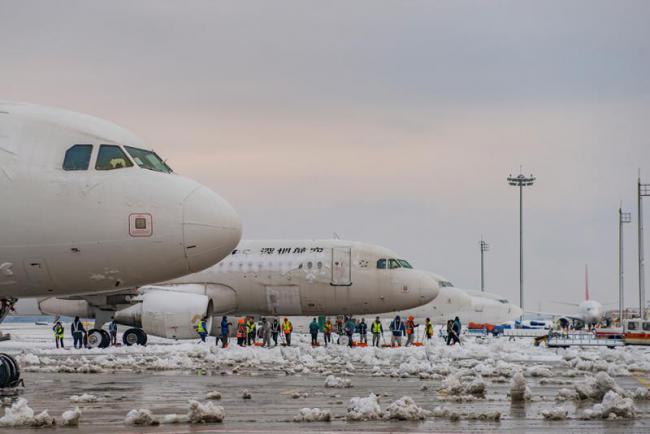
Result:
[99, 330, 111, 348]
[87, 329, 108, 349]
[135, 329, 148, 346]
[122, 328, 140, 346]
[0, 353, 21, 388]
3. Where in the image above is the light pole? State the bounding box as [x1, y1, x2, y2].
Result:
[507, 172, 535, 319]
[638, 177, 650, 320]
[480, 238, 489, 292]
[619, 207, 631, 324]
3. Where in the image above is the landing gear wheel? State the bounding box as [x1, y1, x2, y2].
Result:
[0, 353, 21, 388]
[87, 329, 110, 349]
[123, 328, 147, 346]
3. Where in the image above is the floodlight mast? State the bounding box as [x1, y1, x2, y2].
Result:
[619, 207, 631, 323]
[507, 173, 535, 320]
[480, 238, 489, 292]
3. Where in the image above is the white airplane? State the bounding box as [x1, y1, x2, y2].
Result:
[530, 265, 604, 328]
[20, 239, 440, 346]
[0, 101, 242, 321]
[378, 273, 523, 326]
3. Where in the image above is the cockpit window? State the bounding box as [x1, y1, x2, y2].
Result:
[124, 146, 173, 173]
[377, 259, 386, 269]
[95, 145, 133, 170]
[388, 259, 401, 269]
[439, 281, 454, 287]
[63, 144, 93, 171]
[397, 259, 413, 269]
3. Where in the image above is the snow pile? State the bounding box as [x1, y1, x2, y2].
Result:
[465, 410, 501, 421]
[509, 372, 531, 402]
[324, 375, 352, 388]
[582, 391, 636, 419]
[242, 389, 252, 399]
[541, 406, 569, 420]
[526, 365, 553, 378]
[293, 408, 332, 422]
[631, 387, 649, 400]
[439, 374, 486, 397]
[70, 393, 98, 403]
[205, 391, 222, 400]
[291, 391, 309, 399]
[187, 400, 225, 423]
[124, 408, 159, 426]
[62, 407, 81, 427]
[346, 394, 382, 421]
[556, 388, 577, 401]
[0, 398, 55, 428]
[382, 396, 429, 420]
[432, 406, 452, 418]
[575, 371, 624, 400]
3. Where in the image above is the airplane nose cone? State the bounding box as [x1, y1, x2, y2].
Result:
[182, 187, 242, 272]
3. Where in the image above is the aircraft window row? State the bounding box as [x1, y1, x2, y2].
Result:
[376, 258, 413, 269]
[63, 144, 172, 173]
[439, 281, 454, 287]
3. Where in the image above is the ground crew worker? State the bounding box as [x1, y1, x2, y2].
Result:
[196, 316, 208, 342]
[424, 318, 433, 340]
[452, 316, 462, 345]
[236, 318, 247, 346]
[309, 318, 319, 346]
[344, 316, 356, 347]
[53, 321, 64, 349]
[446, 319, 454, 345]
[389, 315, 405, 347]
[246, 317, 257, 345]
[335, 317, 344, 344]
[405, 315, 418, 347]
[71, 316, 85, 349]
[371, 316, 383, 347]
[282, 318, 293, 346]
[358, 318, 368, 344]
[108, 318, 118, 345]
[261, 317, 271, 348]
[219, 316, 231, 348]
[323, 318, 333, 346]
[271, 318, 281, 346]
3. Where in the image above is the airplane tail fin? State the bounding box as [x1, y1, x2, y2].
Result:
[584, 264, 590, 301]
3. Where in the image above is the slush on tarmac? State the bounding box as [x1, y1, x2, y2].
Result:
[1, 322, 649, 433]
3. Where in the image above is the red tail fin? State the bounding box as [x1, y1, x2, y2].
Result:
[584, 265, 590, 301]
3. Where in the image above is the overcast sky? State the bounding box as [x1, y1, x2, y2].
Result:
[2, 1, 650, 313]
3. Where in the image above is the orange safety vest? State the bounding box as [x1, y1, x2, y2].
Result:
[406, 320, 415, 335]
[283, 321, 293, 333]
[237, 323, 246, 338]
[324, 322, 332, 333]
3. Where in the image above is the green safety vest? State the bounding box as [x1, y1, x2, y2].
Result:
[197, 320, 207, 333]
[53, 325, 64, 338]
[372, 321, 382, 333]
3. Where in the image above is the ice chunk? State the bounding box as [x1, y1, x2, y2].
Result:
[581, 391, 636, 419]
[465, 410, 501, 421]
[187, 400, 225, 423]
[70, 393, 98, 403]
[346, 394, 381, 421]
[0, 398, 54, 427]
[124, 408, 159, 426]
[382, 396, 429, 420]
[631, 387, 649, 400]
[575, 371, 624, 400]
[293, 408, 332, 422]
[324, 375, 352, 388]
[205, 391, 222, 400]
[541, 406, 568, 420]
[556, 388, 577, 401]
[509, 372, 531, 402]
[526, 365, 553, 378]
[242, 389, 252, 399]
[62, 407, 81, 427]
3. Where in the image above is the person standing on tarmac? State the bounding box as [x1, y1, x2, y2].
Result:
[271, 318, 281, 346]
[309, 318, 319, 346]
[108, 318, 118, 345]
[452, 316, 462, 345]
[261, 317, 271, 348]
[219, 316, 231, 348]
[196, 316, 208, 343]
[389, 315, 405, 347]
[323, 318, 333, 346]
[358, 318, 368, 344]
[344, 316, 356, 347]
[53, 321, 64, 349]
[71, 316, 85, 349]
[371, 316, 383, 347]
[335, 317, 344, 344]
[424, 318, 433, 340]
[405, 315, 418, 347]
[237, 318, 247, 346]
[246, 316, 257, 346]
[282, 317, 293, 346]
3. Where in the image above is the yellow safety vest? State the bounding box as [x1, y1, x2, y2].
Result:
[53, 325, 64, 338]
[283, 321, 292, 333]
[372, 321, 382, 333]
[425, 323, 433, 334]
[197, 320, 206, 333]
[246, 321, 255, 333]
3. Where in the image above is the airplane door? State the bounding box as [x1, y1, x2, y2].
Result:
[265, 285, 303, 315]
[331, 247, 352, 286]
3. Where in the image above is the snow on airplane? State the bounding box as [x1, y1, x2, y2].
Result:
[0, 101, 242, 327]
[20, 240, 441, 346]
